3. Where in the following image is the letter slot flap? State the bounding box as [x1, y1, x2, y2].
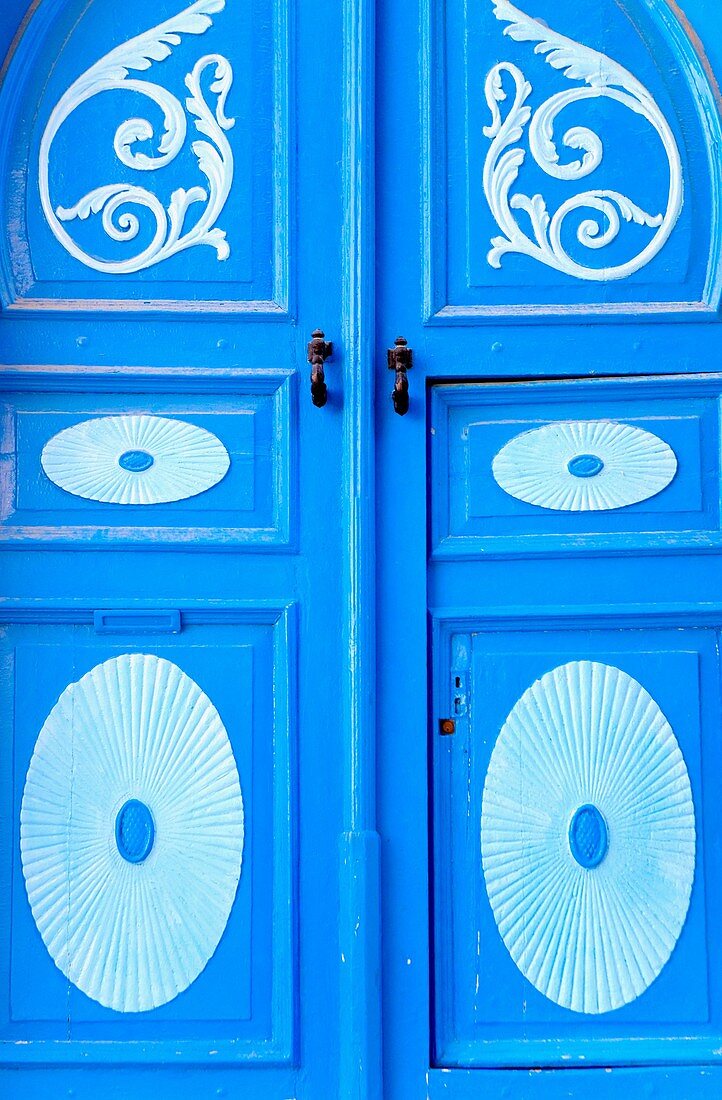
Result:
[93, 610, 182, 634]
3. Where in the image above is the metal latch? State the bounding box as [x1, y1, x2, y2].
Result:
[388, 336, 412, 416]
[439, 633, 471, 734]
[308, 328, 333, 407]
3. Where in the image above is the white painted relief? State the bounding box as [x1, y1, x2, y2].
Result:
[483, 0, 683, 280]
[41, 414, 230, 505]
[39, 0, 234, 273]
[491, 420, 678, 511]
[481, 661, 695, 1014]
[20, 654, 244, 1012]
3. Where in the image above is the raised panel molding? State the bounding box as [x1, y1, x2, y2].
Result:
[0, 367, 296, 549]
[423, 0, 722, 321]
[0, 0, 291, 314]
[491, 420, 678, 511]
[40, 414, 231, 505]
[0, 601, 296, 1065]
[21, 652, 245, 1013]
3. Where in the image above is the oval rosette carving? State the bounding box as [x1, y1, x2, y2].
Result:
[483, 0, 683, 280]
[481, 661, 696, 1014]
[491, 420, 677, 511]
[41, 414, 230, 505]
[39, 0, 234, 273]
[20, 654, 245, 1013]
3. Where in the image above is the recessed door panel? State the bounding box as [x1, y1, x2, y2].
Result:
[0, 610, 294, 1060]
[1, 372, 294, 547]
[423, 0, 722, 319]
[2, 0, 291, 313]
[432, 621, 718, 1067]
[430, 376, 719, 558]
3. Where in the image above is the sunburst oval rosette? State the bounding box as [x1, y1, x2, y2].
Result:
[20, 654, 244, 1013]
[41, 414, 230, 505]
[491, 420, 677, 511]
[481, 660, 695, 1014]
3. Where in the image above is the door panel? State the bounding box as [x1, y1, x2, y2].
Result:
[378, 0, 722, 1093]
[2, 0, 291, 314]
[430, 376, 719, 558]
[425, 376, 722, 1092]
[423, 0, 721, 320]
[432, 621, 716, 1066]
[1, 370, 295, 547]
[0, 609, 293, 1058]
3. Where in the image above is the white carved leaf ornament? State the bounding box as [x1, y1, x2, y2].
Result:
[41, 414, 230, 504]
[39, 0, 234, 273]
[483, 0, 683, 280]
[482, 661, 695, 1014]
[20, 654, 245, 1013]
[491, 420, 677, 511]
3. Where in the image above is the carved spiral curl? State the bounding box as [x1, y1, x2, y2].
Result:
[38, 0, 233, 275]
[483, 1, 683, 282]
[111, 81, 187, 171]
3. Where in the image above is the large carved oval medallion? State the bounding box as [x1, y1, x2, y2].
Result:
[492, 420, 677, 511]
[41, 414, 230, 505]
[481, 660, 695, 1014]
[20, 654, 244, 1012]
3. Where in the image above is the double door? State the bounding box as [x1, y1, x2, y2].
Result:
[2, 0, 722, 1097]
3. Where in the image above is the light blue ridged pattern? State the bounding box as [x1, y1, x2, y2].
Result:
[20, 654, 244, 1013]
[481, 661, 695, 1014]
[492, 420, 677, 511]
[41, 414, 230, 504]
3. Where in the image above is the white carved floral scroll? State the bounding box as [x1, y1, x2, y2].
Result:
[483, 0, 683, 280]
[39, 0, 235, 274]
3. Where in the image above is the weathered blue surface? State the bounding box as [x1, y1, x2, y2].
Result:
[1, 0, 722, 1097]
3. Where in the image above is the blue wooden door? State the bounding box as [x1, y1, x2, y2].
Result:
[376, 1, 722, 1098]
[0, 0, 350, 1096]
